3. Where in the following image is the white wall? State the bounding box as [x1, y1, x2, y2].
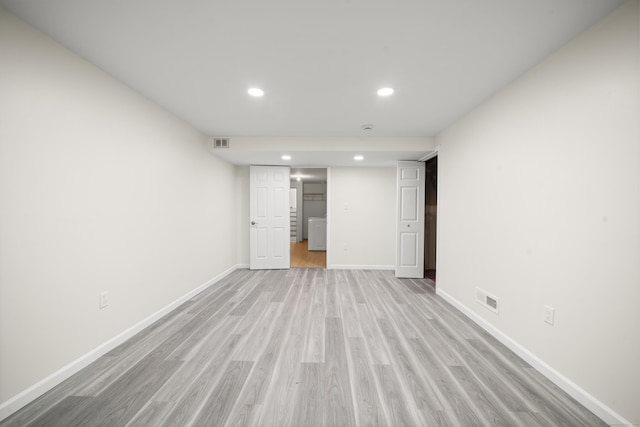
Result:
[435, 1, 639, 424]
[0, 8, 238, 410]
[221, 136, 433, 151]
[236, 166, 250, 266]
[236, 166, 397, 268]
[329, 168, 396, 268]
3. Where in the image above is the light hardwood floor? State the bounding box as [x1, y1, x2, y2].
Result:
[1, 269, 605, 427]
[290, 240, 326, 268]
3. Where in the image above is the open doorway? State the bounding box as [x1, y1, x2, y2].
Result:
[290, 168, 327, 268]
[425, 156, 438, 282]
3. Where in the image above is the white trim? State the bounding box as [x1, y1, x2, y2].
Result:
[0, 264, 240, 422]
[326, 167, 332, 270]
[419, 145, 440, 162]
[327, 264, 395, 270]
[435, 288, 633, 427]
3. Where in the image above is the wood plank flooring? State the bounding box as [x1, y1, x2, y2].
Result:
[290, 240, 326, 268]
[0, 269, 605, 427]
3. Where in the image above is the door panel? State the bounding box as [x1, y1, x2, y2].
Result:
[396, 161, 425, 278]
[400, 187, 419, 221]
[273, 188, 285, 217]
[257, 188, 268, 218]
[273, 227, 285, 257]
[256, 228, 268, 258]
[250, 166, 290, 270]
[400, 232, 418, 266]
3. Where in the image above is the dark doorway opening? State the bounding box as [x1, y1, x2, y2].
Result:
[425, 156, 438, 282]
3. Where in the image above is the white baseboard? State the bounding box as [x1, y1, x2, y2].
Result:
[0, 264, 240, 422]
[327, 264, 395, 270]
[435, 288, 632, 427]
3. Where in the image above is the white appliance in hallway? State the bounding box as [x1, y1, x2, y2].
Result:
[307, 217, 327, 251]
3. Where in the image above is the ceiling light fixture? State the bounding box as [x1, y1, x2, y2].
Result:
[248, 87, 264, 97]
[281, 155, 291, 160]
[297, 177, 301, 181]
[354, 155, 364, 161]
[377, 87, 394, 96]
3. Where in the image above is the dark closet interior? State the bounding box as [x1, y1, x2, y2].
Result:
[425, 156, 437, 282]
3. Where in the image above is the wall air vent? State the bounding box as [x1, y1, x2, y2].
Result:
[211, 137, 230, 149]
[476, 287, 499, 314]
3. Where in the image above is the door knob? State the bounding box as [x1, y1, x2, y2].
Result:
[251, 221, 257, 226]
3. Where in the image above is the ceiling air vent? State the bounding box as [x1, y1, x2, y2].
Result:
[211, 137, 230, 149]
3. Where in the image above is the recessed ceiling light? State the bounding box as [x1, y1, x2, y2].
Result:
[297, 177, 301, 181]
[281, 155, 291, 160]
[354, 155, 364, 161]
[248, 87, 264, 97]
[377, 87, 394, 97]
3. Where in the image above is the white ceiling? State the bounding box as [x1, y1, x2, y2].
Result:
[0, 0, 624, 164]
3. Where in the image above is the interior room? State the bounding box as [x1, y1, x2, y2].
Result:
[290, 168, 328, 269]
[0, 1, 638, 425]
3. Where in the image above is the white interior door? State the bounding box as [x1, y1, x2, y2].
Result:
[396, 161, 426, 278]
[250, 166, 290, 270]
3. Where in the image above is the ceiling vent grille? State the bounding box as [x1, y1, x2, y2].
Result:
[211, 137, 230, 149]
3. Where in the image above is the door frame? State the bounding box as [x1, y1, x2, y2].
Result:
[288, 167, 331, 268]
[326, 167, 332, 268]
[420, 149, 439, 282]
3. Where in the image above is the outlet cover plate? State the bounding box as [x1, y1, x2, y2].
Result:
[99, 292, 109, 309]
[544, 305, 555, 325]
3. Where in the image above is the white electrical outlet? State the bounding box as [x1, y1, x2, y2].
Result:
[99, 292, 109, 309]
[343, 243, 348, 251]
[544, 305, 555, 325]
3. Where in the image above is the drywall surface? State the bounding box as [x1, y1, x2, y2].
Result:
[236, 165, 250, 266]
[222, 136, 433, 152]
[0, 9, 237, 405]
[436, 1, 639, 423]
[329, 167, 396, 268]
[237, 166, 396, 268]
